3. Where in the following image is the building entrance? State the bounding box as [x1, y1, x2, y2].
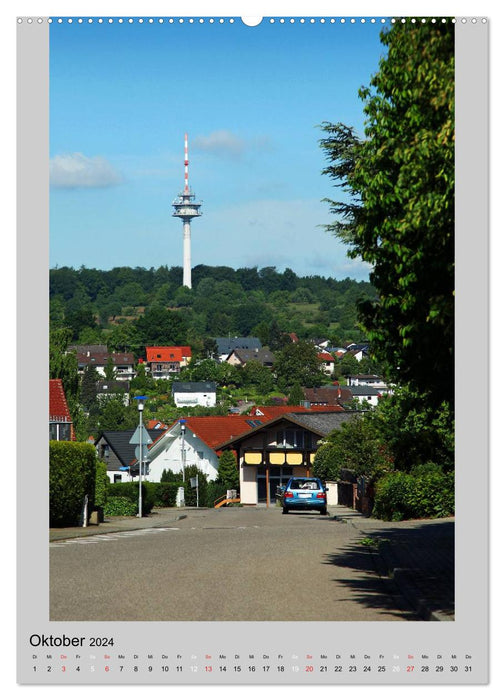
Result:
[257, 466, 293, 505]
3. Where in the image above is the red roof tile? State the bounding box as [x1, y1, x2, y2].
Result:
[146, 346, 192, 363]
[49, 379, 75, 440]
[160, 415, 259, 453]
[49, 379, 72, 421]
[249, 404, 344, 419]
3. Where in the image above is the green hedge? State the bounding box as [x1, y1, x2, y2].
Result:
[50, 441, 97, 527]
[105, 481, 155, 516]
[205, 481, 228, 508]
[104, 496, 137, 517]
[94, 461, 109, 509]
[153, 482, 184, 507]
[372, 468, 455, 521]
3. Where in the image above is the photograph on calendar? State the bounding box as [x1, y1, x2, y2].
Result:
[48, 17, 455, 623]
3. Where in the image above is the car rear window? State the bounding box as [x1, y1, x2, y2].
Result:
[289, 480, 321, 490]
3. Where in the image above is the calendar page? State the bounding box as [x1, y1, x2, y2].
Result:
[16, 1, 490, 687]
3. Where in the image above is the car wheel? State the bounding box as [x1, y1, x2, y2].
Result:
[320, 508, 327, 516]
[282, 507, 289, 514]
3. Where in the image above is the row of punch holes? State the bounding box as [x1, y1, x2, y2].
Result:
[18, 17, 488, 25]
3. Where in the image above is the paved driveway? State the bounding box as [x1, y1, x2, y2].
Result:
[50, 507, 417, 621]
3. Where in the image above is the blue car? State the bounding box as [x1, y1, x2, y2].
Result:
[282, 477, 328, 515]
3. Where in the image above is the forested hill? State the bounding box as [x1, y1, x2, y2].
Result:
[50, 264, 375, 353]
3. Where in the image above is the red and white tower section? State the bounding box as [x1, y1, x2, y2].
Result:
[172, 133, 202, 289]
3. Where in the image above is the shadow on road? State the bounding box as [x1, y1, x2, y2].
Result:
[323, 520, 454, 620]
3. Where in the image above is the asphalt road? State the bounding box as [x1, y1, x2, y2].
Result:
[50, 507, 417, 621]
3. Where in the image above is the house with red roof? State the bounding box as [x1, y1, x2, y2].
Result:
[318, 351, 335, 375]
[138, 414, 262, 482]
[146, 346, 192, 379]
[130, 406, 348, 488]
[49, 379, 75, 441]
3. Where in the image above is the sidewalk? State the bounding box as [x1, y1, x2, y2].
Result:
[49, 508, 191, 542]
[330, 505, 455, 621]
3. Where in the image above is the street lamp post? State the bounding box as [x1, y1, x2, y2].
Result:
[179, 418, 187, 481]
[134, 396, 147, 518]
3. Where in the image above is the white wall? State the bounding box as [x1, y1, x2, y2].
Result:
[173, 391, 216, 407]
[146, 432, 219, 482]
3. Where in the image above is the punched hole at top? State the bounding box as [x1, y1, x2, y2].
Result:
[241, 17, 263, 26]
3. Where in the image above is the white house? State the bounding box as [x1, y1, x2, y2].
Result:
[171, 381, 217, 408]
[135, 415, 262, 483]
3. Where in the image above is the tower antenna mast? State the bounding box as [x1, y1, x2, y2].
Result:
[172, 133, 202, 289]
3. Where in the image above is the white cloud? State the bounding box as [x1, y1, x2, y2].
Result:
[193, 130, 246, 159]
[192, 130, 273, 160]
[50, 152, 123, 189]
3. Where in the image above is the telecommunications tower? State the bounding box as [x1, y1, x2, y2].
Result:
[172, 133, 202, 289]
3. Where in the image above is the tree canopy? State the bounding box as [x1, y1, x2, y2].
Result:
[320, 21, 454, 410]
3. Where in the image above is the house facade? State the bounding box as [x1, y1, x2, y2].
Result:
[215, 336, 262, 363]
[95, 428, 165, 483]
[317, 351, 335, 375]
[73, 349, 136, 381]
[172, 381, 217, 407]
[218, 411, 356, 507]
[145, 346, 192, 379]
[225, 347, 275, 368]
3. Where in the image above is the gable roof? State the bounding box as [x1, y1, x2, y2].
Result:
[216, 410, 358, 450]
[249, 404, 344, 419]
[180, 415, 265, 450]
[75, 351, 136, 367]
[215, 336, 262, 355]
[146, 346, 192, 363]
[49, 379, 72, 422]
[317, 352, 335, 362]
[303, 386, 351, 405]
[227, 347, 275, 365]
[350, 386, 382, 396]
[144, 415, 264, 464]
[95, 429, 165, 468]
[172, 381, 217, 394]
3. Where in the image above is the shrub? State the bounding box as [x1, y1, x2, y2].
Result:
[183, 466, 209, 507]
[372, 468, 454, 521]
[312, 442, 341, 482]
[104, 496, 138, 517]
[105, 481, 154, 515]
[50, 441, 97, 527]
[154, 482, 184, 507]
[410, 461, 444, 477]
[94, 460, 109, 509]
[206, 480, 228, 508]
[217, 451, 240, 490]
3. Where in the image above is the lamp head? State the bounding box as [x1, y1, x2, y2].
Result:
[134, 395, 148, 412]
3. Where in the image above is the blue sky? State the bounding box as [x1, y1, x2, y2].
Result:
[49, 17, 389, 281]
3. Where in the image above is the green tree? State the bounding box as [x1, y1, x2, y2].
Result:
[49, 328, 79, 403]
[104, 354, 117, 382]
[275, 341, 325, 391]
[242, 360, 274, 394]
[313, 415, 393, 482]
[217, 450, 239, 490]
[134, 307, 188, 346]
[288, 381, 305, 406]
[320, 21, 454, 411]
[80, 365, 100, 413]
